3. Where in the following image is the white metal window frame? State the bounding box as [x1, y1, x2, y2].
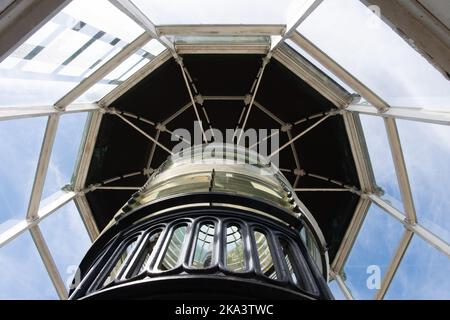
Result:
[0, 0, 448, 300]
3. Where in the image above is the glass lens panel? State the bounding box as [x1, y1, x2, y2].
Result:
[42, 112, 88, 199]
[192, 223, 215, 269]
[279, 238, 300, 286]
[0, 117, 47, 229]
[132, 0, 307, 25]
[39, 201, 91, 289]
[131, 230, 162, 276]
[103, 238, 138, 287]
[160, 225, 188, 270]
[226, 224, 246, 272]
[0, 232, 58, 299]
[298, 0, 450, 109]
[254, 231, 277, 279]
[343, 204, 403, 300]
[359, 114, 404, 211]
[0, 0, 143, 107]
[397, 120, 450, 243]
[386, 236, 450, 300]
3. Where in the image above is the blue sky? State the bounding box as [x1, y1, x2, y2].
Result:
[1, 0, 450, 300]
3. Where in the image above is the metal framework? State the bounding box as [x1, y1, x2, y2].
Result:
[0, 0, 449, 300]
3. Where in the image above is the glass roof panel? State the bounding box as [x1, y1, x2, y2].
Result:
[0, 232, 58, 299]
[132, 0, 307, 25]
[0, 117, 47, 228]
[284, 39, 356, 94]
[42, 113, 89, 200]
[75, 39, 166, 103]
[0, 0, 143, 107]
[343, 204, 404, 300]
[397, 120, 450, 243]
[359, 114, 404, 211]
[40, 201, 91, 288]
[298, 0, 450, 109]
[385, 236, 450, 300]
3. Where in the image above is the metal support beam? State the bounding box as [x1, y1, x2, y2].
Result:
[295, 188, 352, 192]
[26, 115, 60, 221]
[270, 0, 323, 51]
[0, 0, 70, 63]
[0, 104, 98, 122]
[384, 118, 417, 223]
[342, 111, 376, 193]
[269, 113, 333, 159]
[348, 104, 450, 126]
[331, 271, 354, 300]
[157, 24, 286, 36]
[274, 43, 353, 108]
[0, 191, 76, 248]
[332, 198, 371, 273]
[290, 32, 389, 112]
[114, 112, 173, 154]
[30, 226, 67, 300]
[100, 50, 172, 107]
[74, 195, 99, 242]
[55, 32, 152, 109]
[375, 230, 413, 300]
[370, 194, 450, 258]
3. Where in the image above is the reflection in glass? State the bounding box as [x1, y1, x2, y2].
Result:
[226, 224, 246, 272]
[131, 230, 162, 276]
[254, 231, 277, 279]
[160, 225, 188, 270]
[192, 223, 215, 269]
[103, 239, 138, 287]
[279, 238, 299, 286]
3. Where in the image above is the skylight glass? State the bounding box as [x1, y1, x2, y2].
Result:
[298, 0, 450, 109]
[359, 115, 404, 211]
[132, 0, 309, 25]
[0, 232, 58, 299]
[343, 204, 403, 300]
[75, 39, 166, 103]
[0, 117, 47, 228]
[0, 0, 144, 107]
[42, 113, 89, 200]
[40, 201, 92, 287]
[327, 280, 346, 300]
[396, 120, 450, 243]
[385, 236, 450, 300]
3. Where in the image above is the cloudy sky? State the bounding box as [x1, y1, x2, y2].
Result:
[0, 0, 449, 300]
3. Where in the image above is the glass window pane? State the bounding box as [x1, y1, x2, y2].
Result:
[131, 230, 162, 277]
[0, 117, 47, 229]
[103, 238, 138, 288]
[397, 120, 450, 243]
[159, 225, 188, 271]
[328, 280, 346, 300]
[343, 204, 404, 300]
[360, 114, 404, 211]
[132, 0, 309, 25]
[0, 0, 144, 107]
[0, 232, 58, 299]
[254, 231, 277, 279]
[192, 223, 215, 269]
[385, 236, 450, 300]
[75, 39, 165, 103]
[298, 0, 450, 109]
[39, 201, 91, 290]
[42, 113, 89, 200]
[226, 224, 246, 272]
